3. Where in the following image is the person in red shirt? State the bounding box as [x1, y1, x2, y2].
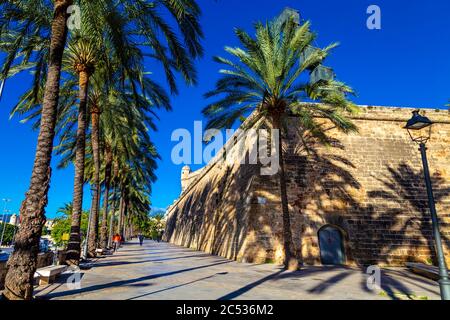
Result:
[113, 234, 120, 252]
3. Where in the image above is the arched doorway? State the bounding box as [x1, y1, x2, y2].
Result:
[318, 225, 345, 265]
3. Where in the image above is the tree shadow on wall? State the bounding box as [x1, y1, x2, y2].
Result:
[366, 162, 450, 266]
[175, 184, 211, 249]
[284, 130, 363, 265]
[208, 160, 256, 260]
[283, 123, 449, 271]
[165, 163, 249, 259]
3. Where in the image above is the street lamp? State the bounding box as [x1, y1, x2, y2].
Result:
[404, 110, 450, 300]
[0, 79, 5, 101]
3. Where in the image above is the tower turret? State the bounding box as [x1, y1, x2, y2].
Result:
[181, 165, 191, 192]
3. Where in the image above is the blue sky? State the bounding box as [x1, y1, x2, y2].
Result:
[0, 0, 449, 218]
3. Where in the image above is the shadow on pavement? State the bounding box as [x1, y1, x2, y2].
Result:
[40, 260, 231, 299]
[128, 272, 229, 300]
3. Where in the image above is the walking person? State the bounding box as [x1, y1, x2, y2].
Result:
[113, 233, 120, 252]
[138, 233, 144, 246]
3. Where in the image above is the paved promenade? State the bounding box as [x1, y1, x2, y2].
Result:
[34, 240, 441, 300]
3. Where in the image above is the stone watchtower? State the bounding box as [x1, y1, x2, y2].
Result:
[181, 165, 191, 192]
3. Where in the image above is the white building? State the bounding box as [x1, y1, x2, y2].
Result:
[44, 219, 54, 231]
[9, 214, 18, 226]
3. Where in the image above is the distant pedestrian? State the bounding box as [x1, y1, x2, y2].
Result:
[138, 233, 144, 246]
[156, 230, 163, 242]
[113, 234, 120, 252]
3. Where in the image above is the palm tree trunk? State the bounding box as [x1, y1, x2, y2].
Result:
[118, 195, 127, 239]
[108, 186, 117, 248]
[130, 223, 134, 239]
[2, 0, 72, 300]
[122, 197, 128, 240]
[117, 189, 124, 235]
[66, 71, 89, 265]
[100, 146, 112, 249]
[87, 108, 101, 257]
[271, 112, 298, 270]
[127, 215, 131, 239]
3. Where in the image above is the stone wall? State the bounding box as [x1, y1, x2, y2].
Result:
[165, 106, 450, 267]
[165, 151, 260, 261]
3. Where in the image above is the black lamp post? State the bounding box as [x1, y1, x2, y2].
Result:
[405, 110, 450, 300]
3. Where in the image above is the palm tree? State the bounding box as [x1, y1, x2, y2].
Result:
[2, 0, 202, 291]
[51, 203, 89, 246]
[109, 117, 159, 239]
[85, 65, 169, 255]
[99, 140, 113, 250]
[56, 29, 150, 259]
[0, 0, 74, 300]
[203, 15, 358, 270]
[86, 88, 102, 256]
[53, 63, 167, 254]
[63, 36, 97, 264]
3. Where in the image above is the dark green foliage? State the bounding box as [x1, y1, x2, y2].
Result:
[0, 223, 18, 245]
[50, 203, 89, 246]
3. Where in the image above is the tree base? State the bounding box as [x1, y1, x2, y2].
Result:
[285, 257, 301, 271]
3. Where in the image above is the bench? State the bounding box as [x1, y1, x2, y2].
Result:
[96, 248, 113, 256]
[34, 265, 67, 285]
[406, 262, 449, 281]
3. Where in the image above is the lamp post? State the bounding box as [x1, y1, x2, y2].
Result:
[0, 79, 5, 101]
[404, 110, 450, 300]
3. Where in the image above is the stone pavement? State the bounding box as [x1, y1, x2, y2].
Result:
[34, 240, 441, 300]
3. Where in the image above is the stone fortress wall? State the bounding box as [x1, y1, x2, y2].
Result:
[164, 106, 450, 266]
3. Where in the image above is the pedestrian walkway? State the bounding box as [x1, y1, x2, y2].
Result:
[34, 240, 441, 300]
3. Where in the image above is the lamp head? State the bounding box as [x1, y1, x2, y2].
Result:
[404, 110, 433, 144]
[405, 110, 433, 130]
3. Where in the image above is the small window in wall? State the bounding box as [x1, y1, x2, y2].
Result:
[318, 225, 345, 265]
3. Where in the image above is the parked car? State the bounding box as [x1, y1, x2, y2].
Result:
[39, 239, 50, 253]
[0, 250, 10, 262]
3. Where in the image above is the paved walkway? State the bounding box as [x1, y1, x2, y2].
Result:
[34, 240, 441, 300]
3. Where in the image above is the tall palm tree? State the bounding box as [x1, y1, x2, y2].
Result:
[53, 67, 166, 253]
[63, 36, 97, 264]
[203, 15, 358, 270]
[85, 67, 168, 255]
[100, 140, 113, 250]
[0, 0, 73, 300]
[86, 88, 102, 256]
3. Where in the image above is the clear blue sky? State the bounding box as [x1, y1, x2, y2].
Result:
[0, 0, 449, 218]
